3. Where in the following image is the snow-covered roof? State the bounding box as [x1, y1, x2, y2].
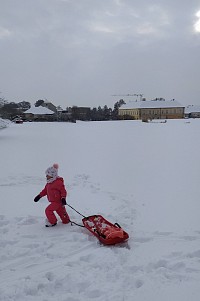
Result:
[24, 106, 55, 115]
[120, 100, 184, 110]
[185, 105, 200, 114]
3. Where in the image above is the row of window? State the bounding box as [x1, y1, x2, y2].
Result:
[143, 109, 183, 115]
[120, 108, 183, 115]
[120, 110, 139, 115]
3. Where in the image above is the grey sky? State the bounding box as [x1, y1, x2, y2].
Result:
[0, 0, 200, 109]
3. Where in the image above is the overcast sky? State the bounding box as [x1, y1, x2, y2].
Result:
[0, 0, 200, 109]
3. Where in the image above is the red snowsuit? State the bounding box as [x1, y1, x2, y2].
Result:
[39, 177, 70, 225]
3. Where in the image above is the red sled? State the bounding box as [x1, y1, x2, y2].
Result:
[82, 215, 129, 245]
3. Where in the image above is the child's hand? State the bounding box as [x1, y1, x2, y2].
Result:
[34, 195, 41, 202]
[61, 198, 66, 205]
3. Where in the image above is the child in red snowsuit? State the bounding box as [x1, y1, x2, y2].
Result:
[34, 163, 70, 227]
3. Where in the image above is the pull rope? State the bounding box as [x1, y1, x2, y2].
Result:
[66, 202, 86, 228]
[66, 202, 86, 218]
[70, 220, 85, 228]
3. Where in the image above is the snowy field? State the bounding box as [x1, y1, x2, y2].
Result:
[0, 118, 200, 301]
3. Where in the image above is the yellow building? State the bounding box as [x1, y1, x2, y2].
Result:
[119, 99, 185, 120]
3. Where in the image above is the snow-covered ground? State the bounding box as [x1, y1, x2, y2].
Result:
[0, 119, 200, 301]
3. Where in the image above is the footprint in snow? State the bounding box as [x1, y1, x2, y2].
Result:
[45, 272, 55, 281]
[135, 279, 144, 288]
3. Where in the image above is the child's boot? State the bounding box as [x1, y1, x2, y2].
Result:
[45, 219, 57, 227]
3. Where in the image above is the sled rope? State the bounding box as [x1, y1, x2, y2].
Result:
[66, 202, 86, 228]
[66, 202, 86, 218]
[70, 220, 85, 228]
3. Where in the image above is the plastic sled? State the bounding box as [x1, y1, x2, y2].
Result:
[82, 215, 129, 245]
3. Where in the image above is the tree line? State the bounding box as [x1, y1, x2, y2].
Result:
[0, 98, 129, 121]
[0, 99, 31, 119]
[76, 99, 126, 121]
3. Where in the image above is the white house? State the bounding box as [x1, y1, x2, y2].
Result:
[23, 106, 55, 121]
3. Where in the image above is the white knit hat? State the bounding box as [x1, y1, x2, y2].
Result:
[45, 163, 59, 180]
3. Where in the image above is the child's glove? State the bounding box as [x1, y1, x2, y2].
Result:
[34, 194, 41, 202]
[61, 198, 66, 205]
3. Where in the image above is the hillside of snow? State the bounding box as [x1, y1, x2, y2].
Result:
[0, 119, 200, 301]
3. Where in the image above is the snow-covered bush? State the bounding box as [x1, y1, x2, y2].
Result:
[0, 118, 10, 129]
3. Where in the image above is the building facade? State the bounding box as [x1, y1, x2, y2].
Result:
[119, 100, 185, 120]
